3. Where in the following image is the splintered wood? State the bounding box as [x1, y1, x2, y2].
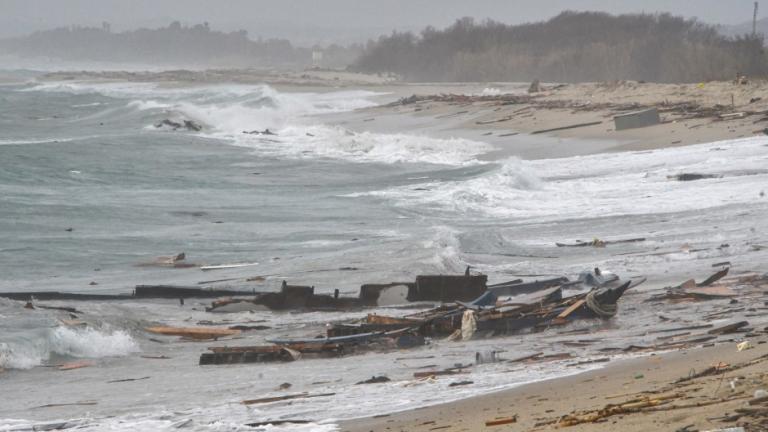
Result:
[558, 393, 682, 426]
[241, 392, 335, 405]
[145, 326, 240, 339]
[485, 415, 517, 426]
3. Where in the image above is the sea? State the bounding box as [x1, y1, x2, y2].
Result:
[1, 70, 768, 431]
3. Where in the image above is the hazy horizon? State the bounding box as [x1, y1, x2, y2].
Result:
[2, 0, 764, 45]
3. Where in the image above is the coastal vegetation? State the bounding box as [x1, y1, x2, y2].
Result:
[353, 12, 768, 83]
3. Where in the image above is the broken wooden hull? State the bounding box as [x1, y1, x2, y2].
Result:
[199, 330, 424, 365]
[487, 277, 568, 296]
[206, 274, 491, 312]
[332, 281, 632, 339]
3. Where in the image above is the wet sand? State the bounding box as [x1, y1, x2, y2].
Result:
[342, 339, 768, 432]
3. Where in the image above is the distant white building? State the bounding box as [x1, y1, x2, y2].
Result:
[312, 50, 323, 68]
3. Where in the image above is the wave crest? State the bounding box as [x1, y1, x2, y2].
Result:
[0, 326, 138, 369]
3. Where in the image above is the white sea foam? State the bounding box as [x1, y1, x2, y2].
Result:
[72, 102, 105, 107]
[480, 87, 502, 96]
[359, 137, 768, 220]
[231, 125, 492, 165]
[0, 138, 75, 145]
[0, 326, 138, 369]
[26, 80, 492, 165]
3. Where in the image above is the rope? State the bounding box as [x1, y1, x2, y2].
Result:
[585, 290, 617, 318]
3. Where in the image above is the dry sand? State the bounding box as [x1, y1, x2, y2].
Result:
[342, 340, 768, 432]
[348, 79, 768, 158]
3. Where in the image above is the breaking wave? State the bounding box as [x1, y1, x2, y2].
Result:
[233, 125, 492, 165]
[24, 80, 493, 165]
[359, 137, 768, 220]
[0, 326, 138, 369]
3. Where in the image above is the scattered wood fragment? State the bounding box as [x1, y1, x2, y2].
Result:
[476, 116, 512, 125]
[145, 326, 241, 340]
[708, 321, 749, 335]
[508, 352, 544, 363]
[558, 393, 681, 426]
[531, 121, 602, 134]
[245, 420, 311, 427]
[140, 355, 170, 360]
[58, 360, 93, 371]
[413, 370, 466, 379]
[200, 262, 259, 271]
[241, 392, 335, 405]
[36, 304, 83, 314]
[356, 376, 391, 385]
[556, 238, 645, 247]
[107, 376, 150, 383]
[668, 173, 722, 182]
[555, 299, 585, 322]
[650, 324, 713, 333]
[228, 325, 271, 331]
[698, 267, 730, 286]
[34, 401, 97, 409]
[485, 416, 517, 426]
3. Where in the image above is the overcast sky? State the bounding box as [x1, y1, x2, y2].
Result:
[1, 0, 762, 45]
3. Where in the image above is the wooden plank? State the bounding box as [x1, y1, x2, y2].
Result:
[145, 326, 240, 339]
[531, 121, 602, 134]
[556, 299, 586, 320]
[485, 416, 517, 426]
[241, 392, 335, 405]
[697, 267, 730, 287]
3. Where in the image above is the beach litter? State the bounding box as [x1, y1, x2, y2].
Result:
[485, 415, 517, 426]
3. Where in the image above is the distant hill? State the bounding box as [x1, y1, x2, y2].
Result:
[718, 17, 768, 38]
[0, 22, 362, 69]
[353, 11, 768, 83]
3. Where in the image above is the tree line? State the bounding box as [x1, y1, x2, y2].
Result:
[352, 12, 768, 83]
[0, 22, 362, 69]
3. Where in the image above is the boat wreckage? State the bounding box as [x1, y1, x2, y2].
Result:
[199, 270, 644, 365]
[205, 274, 489, 312]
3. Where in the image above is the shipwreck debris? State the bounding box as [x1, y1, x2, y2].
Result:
[485, 416, 517, 427]
[136, 252, 198, 268]
[206, 274, 490, 312]
[241, 392, 335, 405]
[200, 328, 425, 365]
[145, 326, 241, 340]
[668, 173, 722, 181]
[650, 268, 733, 302]
[556, 237, 645, 247]
[329, 274, 634, 341]
[614, 108, 660, 131]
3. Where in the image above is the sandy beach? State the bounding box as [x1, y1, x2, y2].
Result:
[342, 339, 768, 432]
[345, 79, 768, 159]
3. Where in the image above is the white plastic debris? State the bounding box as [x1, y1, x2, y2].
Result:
[737, 341, 754, 351]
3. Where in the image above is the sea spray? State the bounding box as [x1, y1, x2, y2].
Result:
[0, 326, 138, 369]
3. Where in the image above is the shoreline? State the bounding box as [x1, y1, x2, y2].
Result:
[4, 69, 768, 431]
[342, 339, 768, 431]
[31, 69, 768, 159]
[345, 80, 768, 160]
